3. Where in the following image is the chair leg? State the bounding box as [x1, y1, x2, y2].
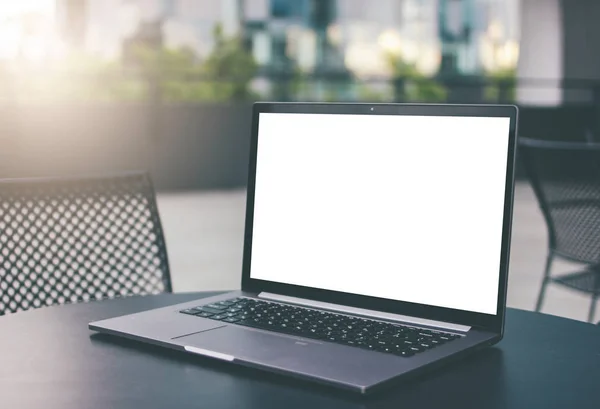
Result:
[535, 253, 554, 312]
[589, 271, 600, 322]
[588, 296, 598, 323]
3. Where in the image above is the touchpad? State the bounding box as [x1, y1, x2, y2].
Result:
[173, 325, 402, 385]
[173, 326, 332, 365]
[174, 325, 318, 361]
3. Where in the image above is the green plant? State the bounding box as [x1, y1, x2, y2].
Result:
[0, 53, 149, 103]
[386, 54, 447, 102]
[201, 24, 258, 101]
[121, 24, 258, 102]
[356, 84, 390, 102]
[484, 68, 516, 102]
[132, 45, 198, 76]
[270, 66, 305, 101]
[129, 45, 205, 101]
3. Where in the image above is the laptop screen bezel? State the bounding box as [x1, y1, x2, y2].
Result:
[241, 102, 518, 333]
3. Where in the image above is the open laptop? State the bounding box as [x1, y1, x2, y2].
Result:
[90, 103, 518, 394]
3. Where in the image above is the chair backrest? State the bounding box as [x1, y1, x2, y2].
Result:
[519, 137, 600, 264]
[0, 172, 171, 315]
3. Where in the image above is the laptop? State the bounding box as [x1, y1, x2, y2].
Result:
[89, 103, 518, 394]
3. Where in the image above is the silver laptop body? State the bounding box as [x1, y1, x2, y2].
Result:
[90, 103, 518, 394]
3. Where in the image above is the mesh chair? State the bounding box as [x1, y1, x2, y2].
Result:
[520, 137, 600, 322]
[0, 172, 171, 315]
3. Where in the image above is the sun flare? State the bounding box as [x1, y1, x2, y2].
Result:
[0, 0, 57, 61]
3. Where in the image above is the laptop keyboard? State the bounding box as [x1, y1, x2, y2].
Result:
[180, 298, 461, 358]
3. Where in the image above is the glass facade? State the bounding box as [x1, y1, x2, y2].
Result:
[54, 0, 519, 75]
[0, 0, 520, 103]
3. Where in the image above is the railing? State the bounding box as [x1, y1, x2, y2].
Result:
[1, 69, 600, 188]
[2, 68, 600, 106]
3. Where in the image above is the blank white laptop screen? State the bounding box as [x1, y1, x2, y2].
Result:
[250, 112, 511, 315]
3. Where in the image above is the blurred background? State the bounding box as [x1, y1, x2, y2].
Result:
[0, 0, 597, 321]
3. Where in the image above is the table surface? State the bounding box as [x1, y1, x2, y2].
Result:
[1, 292, 599, 409]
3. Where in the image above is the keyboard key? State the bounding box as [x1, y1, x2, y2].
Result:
[363, 344, 376, 350]
[236, 319, 261, 328]
[201, 307, 226, 314]
[205, 304, 227, 310]
[216, 301, 236, 307]
[181, 297, 459, 358]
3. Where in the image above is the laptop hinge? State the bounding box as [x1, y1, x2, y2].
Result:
[258, 292, 471, 332]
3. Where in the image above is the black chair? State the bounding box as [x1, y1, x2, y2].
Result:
[520, 137, 600, 322]
[0, 172, 171, 315]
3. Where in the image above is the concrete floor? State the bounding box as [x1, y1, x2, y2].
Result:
[157, 182, 595, 323]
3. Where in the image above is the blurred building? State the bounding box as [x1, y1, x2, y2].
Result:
[0, 0, 60, 63]
[53, 0, 519, 76]
[517, 0, 600, 106]
[55, 0, 87, 50]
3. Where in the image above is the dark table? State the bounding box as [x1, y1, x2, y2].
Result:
[1, 292, 599, 409]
